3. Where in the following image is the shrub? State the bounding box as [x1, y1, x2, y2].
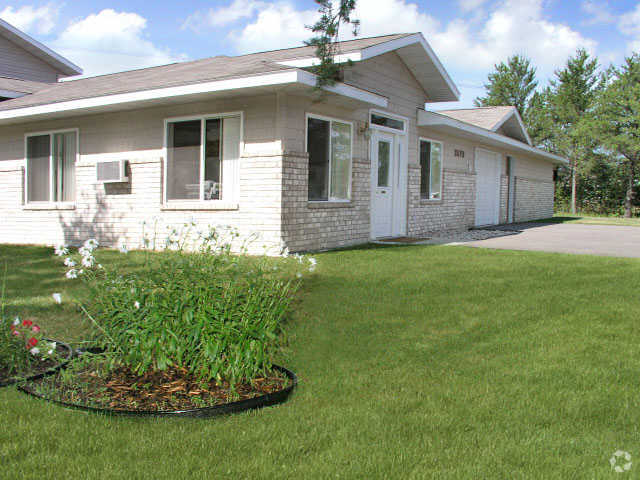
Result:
[0, 317, 59, 376]
[56, 224, 314, 385]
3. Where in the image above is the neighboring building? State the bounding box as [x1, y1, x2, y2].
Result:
[0, 19, 81, 101]
[0, 27, 565, 253]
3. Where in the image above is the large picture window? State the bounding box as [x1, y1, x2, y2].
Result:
[165, 114, 241, 202]
[306, 115, 352, 201]
[26, 130, 77, 203]
[420, 139, 443, 200]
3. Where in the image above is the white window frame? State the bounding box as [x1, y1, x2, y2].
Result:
[305, 113, 354, 203]
[369, 109, 408, 134]
[24, 128, 79, 206]
[163, 111, 244, 206]
[419, 137, 444, 201]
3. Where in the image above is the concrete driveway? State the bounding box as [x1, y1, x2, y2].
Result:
[463, 223, 640, 258]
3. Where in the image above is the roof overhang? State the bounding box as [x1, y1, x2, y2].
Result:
[0, 69, 388, 125]
[418, 110, 567, 165]
[277, 33, 460, 103]
[0, 18, 82, 77]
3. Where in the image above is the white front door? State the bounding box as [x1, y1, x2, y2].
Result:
[475, 149, 502, 226]
[371, 131, 396, 238]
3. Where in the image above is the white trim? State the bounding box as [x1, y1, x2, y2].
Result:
[163, 111, 244, 205]
[418, 109, 567, 164]
[0, 18, 82, 76]
[491, 108, 532, 146]
[277, 52, 362, 68]
[418, 137, 444, 201]
[305, 113, 354, 202]
[0, 89, 27, 99]
[0, 70, 387, 124]
[369, 109, 408, 134]
[24, 128, 79, 205]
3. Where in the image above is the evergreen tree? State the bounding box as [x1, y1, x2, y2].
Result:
[475, 55, 538, 118]
[584, 54, 640, 217]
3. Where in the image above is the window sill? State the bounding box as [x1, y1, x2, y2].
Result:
[23, 202, 76, 211]
[420, 198, 443, 206]
[161, 201, 239, 211]
[307, 201, 353, 209]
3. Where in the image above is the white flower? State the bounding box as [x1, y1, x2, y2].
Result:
[13, 317, 20, 326]
[65, 269, 78, 279]
[296, 272, 302, 279]
[54, 245, 69, 256]
[78, 269, 84, 275]
[134, 301, 141, 309]
[97, 264, 103, 269]
[52, 293, 62, 304]
[81, 256, 95, 268]
[29, 347, 40, 355]
[308, 257, 317, 266]
[47, 341, 57, 355]
[308, 264, 316, 273]
[63, 257, 76, 267]
[281, 247, 290, 258]
[78, 246, 91, 257]
[119, 243, 128, 254]
[83, 238, 99, 251]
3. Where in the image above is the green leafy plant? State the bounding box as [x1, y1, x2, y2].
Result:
[55, 224, 315, 387]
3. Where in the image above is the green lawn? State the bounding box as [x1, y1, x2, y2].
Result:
[2, 244, 640, 479]
[542, 212, 640, 227]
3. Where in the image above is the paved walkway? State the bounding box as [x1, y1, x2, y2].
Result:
[462, 223, 640, 258]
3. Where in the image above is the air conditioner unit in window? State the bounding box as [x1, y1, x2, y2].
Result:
[96, 160, 129, 183]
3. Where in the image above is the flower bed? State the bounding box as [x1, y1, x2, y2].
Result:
[0, 317, 72, 387]
[22, 225, 309, 415]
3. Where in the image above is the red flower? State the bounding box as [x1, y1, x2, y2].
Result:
[31, 325, 40, 333]
[27, 337, 38, 347]
[22, 320, 33, 328]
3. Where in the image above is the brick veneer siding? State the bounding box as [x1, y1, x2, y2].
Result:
[513, 176, 554, 222]
[408, 167, 476, 237]
[499, 175, 509, 224]
[0, 153, 284, 254]
[281, 152, 370, 252]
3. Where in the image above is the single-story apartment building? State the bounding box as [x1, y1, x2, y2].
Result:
[0, 23, 566, 253]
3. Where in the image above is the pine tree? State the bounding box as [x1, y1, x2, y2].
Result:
[475, 55, 538, 118]
[584, 54, 640, 217]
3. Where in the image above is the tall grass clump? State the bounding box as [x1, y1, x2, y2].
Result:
[55, 222, 315, 385]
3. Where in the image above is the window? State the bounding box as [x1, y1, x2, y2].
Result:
[26, 130, 77, 203]
[306, 115, 352, 201]
[165, 114, 241, 202]
[420, 139, 443, 200]
[370, 113, 405, 132]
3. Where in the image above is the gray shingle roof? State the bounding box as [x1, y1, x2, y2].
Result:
[436, 106, 516, 131]
[0, 76, 52, 94]
[0, 33, 412, 112]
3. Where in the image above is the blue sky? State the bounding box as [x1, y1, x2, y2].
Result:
[2, 0, 639, 108]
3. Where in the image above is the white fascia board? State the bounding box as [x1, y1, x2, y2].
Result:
[418, 110, 567, 164]
[361, 33, 460, 101]
[0, 89, 27, 99]
[0, 18, 82, 76]
[277, 52, 362, 68]
[491, 107, 532, 146]
[0, 70, 387, 123]
[297, 70, 388, 108]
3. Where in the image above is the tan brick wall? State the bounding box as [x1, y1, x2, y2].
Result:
[500, 175, 509, 224]
[513, 177, 554, 222]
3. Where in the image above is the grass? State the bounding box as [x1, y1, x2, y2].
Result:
[540, 212, 640, 227]
[2, 243, 640, 478]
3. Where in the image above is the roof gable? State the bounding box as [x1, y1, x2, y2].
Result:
[436, 106, 531, 145]
[0, 18, 82, 78]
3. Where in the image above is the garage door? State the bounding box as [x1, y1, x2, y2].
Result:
[475, 149, 501, 226]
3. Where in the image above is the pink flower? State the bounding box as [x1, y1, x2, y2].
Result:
[12, 329, 20, 336]
[31, 325, 40, 333]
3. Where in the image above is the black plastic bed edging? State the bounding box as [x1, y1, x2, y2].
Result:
[18, 364, 297, 418]
[0, 340, 73, 388]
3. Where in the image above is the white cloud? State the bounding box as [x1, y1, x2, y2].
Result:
[183, 0, 266, 32]
[458, 0, 489, 13]
[0, 3, 60, 35]
[51, 9, 185, 78]
[618, 4, 640, 53]
[581, 1, 616, 26]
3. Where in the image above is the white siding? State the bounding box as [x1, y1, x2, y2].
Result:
[0, 35, 59, 83]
